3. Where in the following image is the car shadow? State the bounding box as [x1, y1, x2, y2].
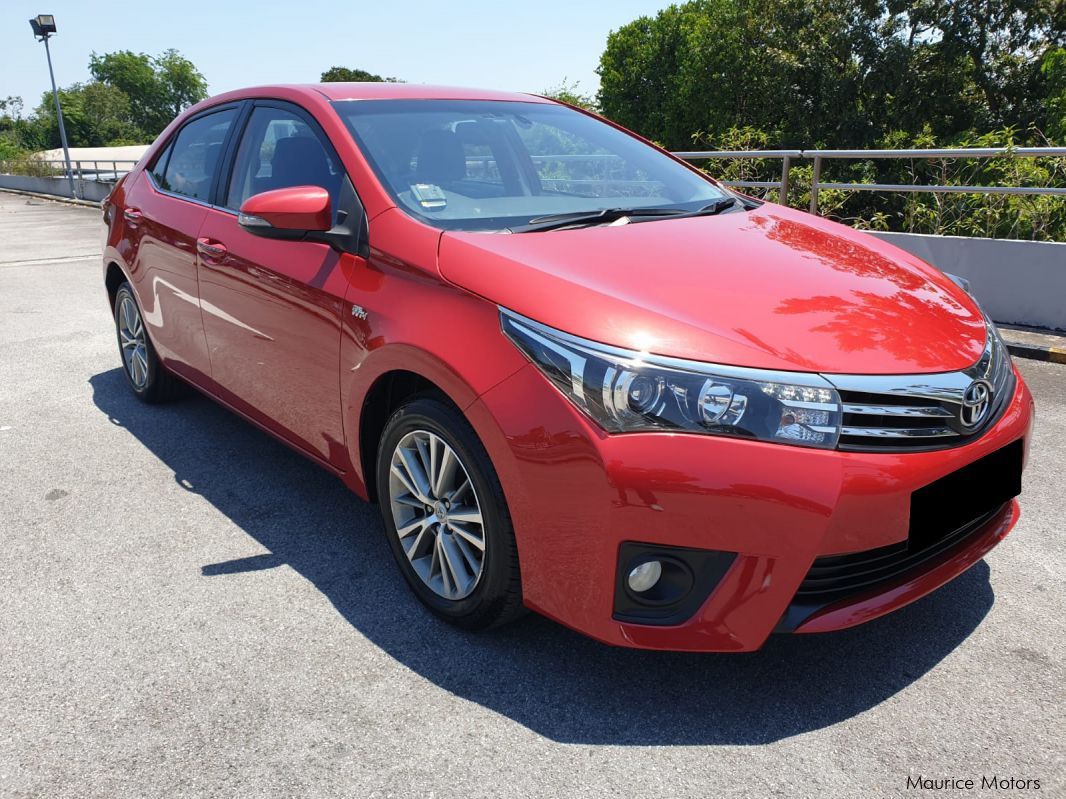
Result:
[90, 368, 995, 746]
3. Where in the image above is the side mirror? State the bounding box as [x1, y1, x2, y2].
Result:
[238, 186, 332, 239]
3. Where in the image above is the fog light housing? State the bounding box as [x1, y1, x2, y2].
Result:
[627, 560, 663, 593]
[614, 543, 737, 625]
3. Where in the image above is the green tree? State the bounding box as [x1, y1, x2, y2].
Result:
[89, 49, 207, 136]
[81, 82, 140, 144]
[888, 0, 1064, 126]
[861, 0, 1064, 139]
[320, 66, 401, 82]
[0, 97, 37, 159]
[598, 0, 1066, 150]
[540, 79, 600, 113]
[598, 0, 882, 149]
[1043, 47, 1066, 139]
[0, 97, 25, 120]
[30, 82, 141, 148]
[154, 50, 210, 121]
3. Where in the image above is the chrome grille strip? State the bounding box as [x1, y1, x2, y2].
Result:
[841, 404, 954, 418]
[840, 425, 958, 439]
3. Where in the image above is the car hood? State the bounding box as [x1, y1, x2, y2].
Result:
[437, 204, 986, 375]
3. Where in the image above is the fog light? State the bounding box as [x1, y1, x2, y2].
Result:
[627, 560, 663, 593]
[614, 543, 736, 625]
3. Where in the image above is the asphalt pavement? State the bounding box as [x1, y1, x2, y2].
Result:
[1, 191, 1063, 798]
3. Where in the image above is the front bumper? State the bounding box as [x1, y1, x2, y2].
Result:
[465, 364, 1034, 652]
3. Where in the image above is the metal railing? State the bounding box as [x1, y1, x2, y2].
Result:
[0, 159, 141, 200]
[3, 149, 1065, 212]
[673, 147, 1066, 213]
[0, 158, 141, 180]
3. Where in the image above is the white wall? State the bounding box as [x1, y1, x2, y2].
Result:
[870, 232, 1066, 332]
[36, 144, 149, 163]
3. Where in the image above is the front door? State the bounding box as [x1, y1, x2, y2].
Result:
[196, 102, 351, 465]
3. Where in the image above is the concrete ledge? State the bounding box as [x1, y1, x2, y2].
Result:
[998, 325, 1066, 364]
[0, 187, 101, 208]
[1005, 342, 1066, 363]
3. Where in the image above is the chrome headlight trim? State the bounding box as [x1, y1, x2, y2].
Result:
[500, 308, 843, 448]
[500, 307, 1015, 453]
[500, 308, 836, 389]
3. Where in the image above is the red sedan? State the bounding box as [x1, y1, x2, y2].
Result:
[101, 83, 1033, 651]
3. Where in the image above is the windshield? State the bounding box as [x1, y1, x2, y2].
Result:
[334, 99, 730, 231]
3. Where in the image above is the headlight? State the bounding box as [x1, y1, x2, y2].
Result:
[500, 310, 843, 449]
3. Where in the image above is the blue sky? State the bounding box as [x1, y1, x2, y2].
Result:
[3, 0, 671, 113]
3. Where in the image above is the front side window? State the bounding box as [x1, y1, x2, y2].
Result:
[148, 140, 173, 188]
[335, 99, 729, 231]
[158, 109, 236, 202]
[226, 106, 343, 212]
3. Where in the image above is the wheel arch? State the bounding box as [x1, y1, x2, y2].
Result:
[104, 261, 128, 311]
[354, 365, 470, 504]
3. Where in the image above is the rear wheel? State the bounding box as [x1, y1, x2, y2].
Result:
[376, 396, 523, 630]
[113, 282, 181, 403]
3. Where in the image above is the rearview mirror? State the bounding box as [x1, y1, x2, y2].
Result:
[238, 186, 332, 239]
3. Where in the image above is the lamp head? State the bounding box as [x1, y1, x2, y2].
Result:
[29, 15, 57, 38]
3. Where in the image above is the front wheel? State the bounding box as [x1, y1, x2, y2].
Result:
[113, 282, 181, 403]
[376, 396, 523, 630]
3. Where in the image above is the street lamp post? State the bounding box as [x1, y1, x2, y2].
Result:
[29, 14, 78, 199]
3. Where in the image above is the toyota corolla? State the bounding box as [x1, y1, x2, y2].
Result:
[101, 83, 1033, 651]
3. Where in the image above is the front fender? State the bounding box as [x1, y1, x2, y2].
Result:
[338, 220, 528, 497]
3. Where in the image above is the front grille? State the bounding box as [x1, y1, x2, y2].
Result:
[838, 390, 957, 448]
[794, 439, 1023, 604]
[794, 505, 1001, 602]
[825, 324, 1014, 452]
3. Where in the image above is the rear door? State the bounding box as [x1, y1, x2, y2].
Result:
[195, 100, 352, 464]
[122, 105, 239, 383]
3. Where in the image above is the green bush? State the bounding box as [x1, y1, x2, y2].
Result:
[0, 158, 61, 177]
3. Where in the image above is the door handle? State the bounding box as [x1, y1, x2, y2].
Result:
[196, 238, 228, 262]
[123, 208, 142, 224]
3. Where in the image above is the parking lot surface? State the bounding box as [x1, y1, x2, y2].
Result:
[1, 191, 1063, 798]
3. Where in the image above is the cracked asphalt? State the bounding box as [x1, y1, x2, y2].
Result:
[1, 190, 1063, 798]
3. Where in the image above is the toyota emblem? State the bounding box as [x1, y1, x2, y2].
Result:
[960, 379, 993, 429]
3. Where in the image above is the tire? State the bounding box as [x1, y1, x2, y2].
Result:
[113, 282, 182, 403]
[376, 396, 523, 630]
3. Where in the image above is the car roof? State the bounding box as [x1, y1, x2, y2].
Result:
[230, 83, 555, 104]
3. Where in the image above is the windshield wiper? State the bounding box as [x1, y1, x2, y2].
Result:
[510, 207, 688, 233]
[629, 196, 762, 222]
[510, 197, 754, 233]
[688, 198, 740, 216]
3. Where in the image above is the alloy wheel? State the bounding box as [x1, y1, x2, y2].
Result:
[388, 429, 486, 600]
[118, 294, 149, 389]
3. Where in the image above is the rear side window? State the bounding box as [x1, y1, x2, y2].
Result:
[157, 109, 237, 202]
[225, 106, 343, 211]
